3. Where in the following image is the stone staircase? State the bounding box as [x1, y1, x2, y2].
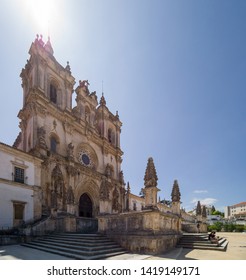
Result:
[21, 233, 127, 260]
[177, 233, 229, 251]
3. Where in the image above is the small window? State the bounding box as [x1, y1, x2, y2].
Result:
[14, 167, 25, 184]
[50, 84, 57, 104]
[133, 202, 137, 211]
[50, 137, 57, 153]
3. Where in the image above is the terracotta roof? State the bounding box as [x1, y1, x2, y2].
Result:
[234, 212, 246, 216]
[231, 202, 246, 207]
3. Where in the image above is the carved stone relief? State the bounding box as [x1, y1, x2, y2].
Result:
[66, 186, 75, 204]
[99, 177, 110, 200]
[112, 186, 120, 212]
[37, 126, 47, 149]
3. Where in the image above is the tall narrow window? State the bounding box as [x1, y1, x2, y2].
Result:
[50, 84, 57, 104]
[50, 137, 57, 153]
[108, 128, 112, 143]
[14, 167, 25, 184]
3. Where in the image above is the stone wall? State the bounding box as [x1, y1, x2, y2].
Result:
[98, 209, 182, 254]
[181, 222, 207, 233]
[22, 215, 99, 235]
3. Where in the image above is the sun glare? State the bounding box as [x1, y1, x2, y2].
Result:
[23, 0, 60, 37]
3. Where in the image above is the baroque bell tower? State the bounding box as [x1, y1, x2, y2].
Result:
[16, 34, 75, 156]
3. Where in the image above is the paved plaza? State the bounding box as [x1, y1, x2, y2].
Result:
[0, 232, 245, 260]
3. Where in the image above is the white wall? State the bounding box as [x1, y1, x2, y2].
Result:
[129, 194, 144, 211]
[0, 149, 36, 185]
[0, 183, 34, 228]
[0, 144, 42, 229]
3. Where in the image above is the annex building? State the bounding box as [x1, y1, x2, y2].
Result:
[0, 35, 206, 254]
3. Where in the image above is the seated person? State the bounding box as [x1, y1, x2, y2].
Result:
[208, 231, 219, 245]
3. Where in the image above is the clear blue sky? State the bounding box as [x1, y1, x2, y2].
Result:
[0, 0, 245, 211]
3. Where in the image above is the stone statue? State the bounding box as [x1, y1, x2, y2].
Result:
[79, 80, 90, 88]
[119, 170, 125, 185]
[67, 142, 74, 160]
[112, 186, 120, 211]
[100, 177, 110, 200]
[51, 189, 57, 208]
[37, 126, 47, 149]
[66, 186, 74, 204]
[105, 164, 113, 178]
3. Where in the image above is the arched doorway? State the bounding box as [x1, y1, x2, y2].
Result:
[79, 193, 93, 218]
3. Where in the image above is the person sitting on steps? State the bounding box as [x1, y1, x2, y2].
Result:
[208, 231, 219, 245]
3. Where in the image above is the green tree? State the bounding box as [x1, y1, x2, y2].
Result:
[235, 225, 245, 232]
[212, 210, 224, 217]
[208, 222, 223, 232]
[223, 223, 235, 232]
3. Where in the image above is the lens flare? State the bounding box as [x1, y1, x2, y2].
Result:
[22, 0, 60, 37]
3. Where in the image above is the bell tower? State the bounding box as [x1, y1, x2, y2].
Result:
[15, 34, 75, 155]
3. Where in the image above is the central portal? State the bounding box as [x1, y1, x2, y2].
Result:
[79, 193, 93, 218]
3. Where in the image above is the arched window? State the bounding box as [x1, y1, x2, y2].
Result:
[108, 128, 112, 143]
[108, 128, 115, 145]
[50, 137, 58, 153]
[50, 83, 57, 104]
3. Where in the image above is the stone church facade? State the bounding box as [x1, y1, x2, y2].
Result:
[0, 35, 207, 253]
[15, 35, 125, 222]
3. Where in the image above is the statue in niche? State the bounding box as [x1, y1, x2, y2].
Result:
[67, 142, 74, 160]
[66, 186, 74, 204]
[105, 164, 113, 178]
[100, 177, 110, 200]
[37, 126, 47, 149]
[52, 164, 64, 198]
[51, 189, 57, 208]
[54, 178, 64, 196]
[112, 186, 120, 211]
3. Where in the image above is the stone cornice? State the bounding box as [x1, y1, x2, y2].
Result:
[0, 178, 40, 190]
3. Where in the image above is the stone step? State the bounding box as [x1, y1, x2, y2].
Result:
[27, 239, 121, 251]
[179, 236, 224, 243]
[21, 233, 127, 260]
[23, 241, 125, 256]
[46, 235, 113, 244]
[177, 234, 229, 251]
[177, 241, 229, 251]
[178, 238, 226, 247]
[52, 233, 103, 238]
[22, 243, 127, 260]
